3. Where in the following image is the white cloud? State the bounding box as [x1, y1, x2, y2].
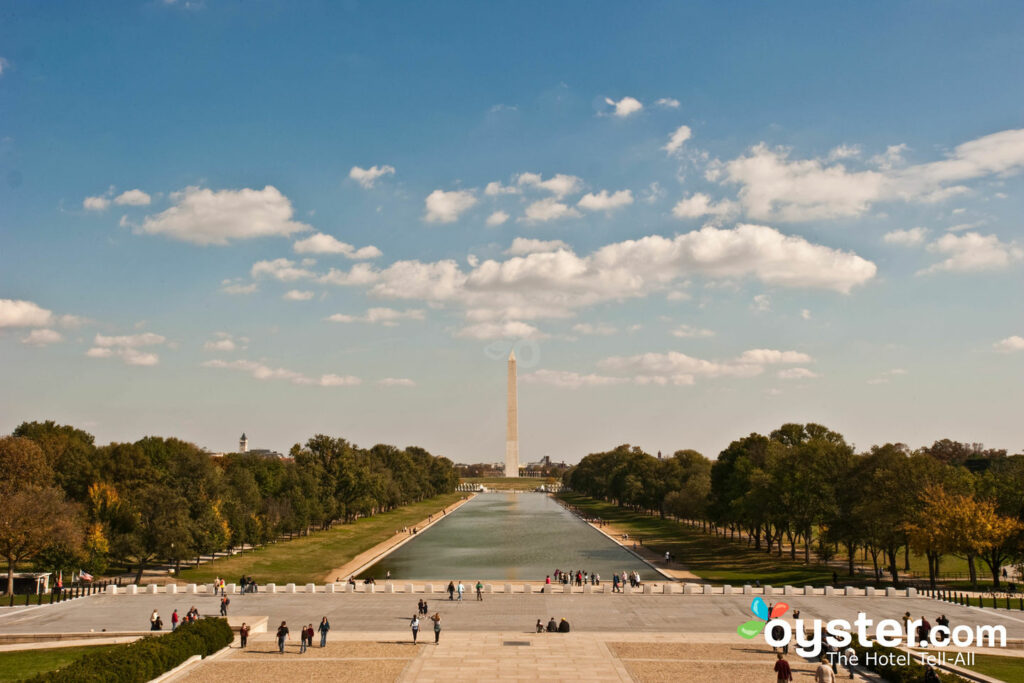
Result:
[801, 309, 812, 320]
[828, 145, 861, 161]
[455, 321, 547, 340]
[777, 367, 820, 380]
[292, 233, 381, 259]
[204, 337, 236, 352]
[486, 210, 510, 227]
[83, 196, 110, 211]
[883, 227, 929, 246]
[114, 189, 151, 206]
[867, 368, 909, 384]
[0, 57, 8, 76]
[21, 328, 63, 346]
[348, 164, 395, 189]
[723, 129, 1024, 221]
[0, 299, 53, 327]
[672, 193, 736, 219]
[655, 98, 680, 108]
[138, 186, 310, 245]
[93, 332, 166, 348]
[572, 323, 617, 336]
[577, 189, 634, 212]
[670, 324, 714, 338]
[522, 369, 628, 389]
[484, 181, 520, 196]
[593, 347, 811, 386]
[918, 232, 1023, 274]
[505, 238, 570, 256]
[251, 258, 315, 281]
[521, 198, 581, 223]
[604, 96, 643, 118]
[317, 224, 876, 328]
[663, 125, 692, 155]
[737, 349, 812, 364]
[325, 307, 425, 326]
[203, 359, 360, 387]
[424, 189, 477, 223]
[946, 221, 985, 233]
[516, 173, 583, 199]
[87, 332, 165, 366]
[378, 377, 416, 387]
[283, 290, 315, 301]
[642, 182, 665, 204]
[751, 294, 772, 312]
[994, 335, 1024, 353]
[221, 279, 259, 295]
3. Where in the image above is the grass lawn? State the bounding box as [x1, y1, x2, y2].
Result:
[558, 492, 838, 586]
[0, 645, 119, 681]
[967, 653, 1024, 681]
[462, 477, 555, 491]
[178, 492, 463, 584]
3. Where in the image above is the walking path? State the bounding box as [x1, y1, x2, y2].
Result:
[321, 495, 476, 583]
[174, 631, 876, 683]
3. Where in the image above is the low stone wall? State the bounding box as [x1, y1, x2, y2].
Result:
[103, 582, 923, 598]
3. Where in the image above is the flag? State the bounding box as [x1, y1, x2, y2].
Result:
[80, 570, 94, 582]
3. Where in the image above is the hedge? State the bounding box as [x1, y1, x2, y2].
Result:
[852, 643, 970, 683]
[24, 618, 234, 683]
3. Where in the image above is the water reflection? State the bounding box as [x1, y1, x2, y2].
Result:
[357, 492, 659, 581]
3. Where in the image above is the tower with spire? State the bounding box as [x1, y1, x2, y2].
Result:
[505, 350, 519, 477]
[239, 432, 248, 453]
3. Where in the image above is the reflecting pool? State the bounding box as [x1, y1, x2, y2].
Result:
[356, 492, 660, 581]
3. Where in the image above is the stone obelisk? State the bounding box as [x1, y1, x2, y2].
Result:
[505, 350, 519, 478]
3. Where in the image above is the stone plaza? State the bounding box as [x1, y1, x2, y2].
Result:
[3, 587, 1023, 681]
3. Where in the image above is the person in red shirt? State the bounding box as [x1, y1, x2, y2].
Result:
[774, 653, 793, 682]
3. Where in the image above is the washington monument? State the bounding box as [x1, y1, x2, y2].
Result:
[505, 350, 519, 477]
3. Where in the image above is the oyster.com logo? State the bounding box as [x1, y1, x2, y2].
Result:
[737, 597, 789, 639]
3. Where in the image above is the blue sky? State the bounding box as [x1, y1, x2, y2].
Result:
[1, 1, 1022, 461]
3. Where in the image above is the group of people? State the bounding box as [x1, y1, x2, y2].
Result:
[536, 617, 571, 633]
[151, 606, 201, 631]
[210, 575, 258, 594]
[445, 580, 483, 601]
[274, 618, 331, 654]
[409, 610, 442, 643]
[611, 570, 643, 592]
[547, 569, 601, 587]
[901, 611, 951, 645]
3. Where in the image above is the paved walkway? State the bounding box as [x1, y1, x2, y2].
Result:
[175, 632, 876, 683]
[322, 496, 476, 583]
[4, 592, 1023, 639]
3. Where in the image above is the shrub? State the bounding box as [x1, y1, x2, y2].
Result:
[24, 618, 234, 683]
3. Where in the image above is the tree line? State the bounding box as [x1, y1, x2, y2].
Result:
[0, 421, 459, 594]
[563, 424, 1023, 588]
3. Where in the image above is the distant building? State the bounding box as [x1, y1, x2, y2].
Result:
[239, 432, 249, 453]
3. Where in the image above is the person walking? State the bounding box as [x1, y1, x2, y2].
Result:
[318, 617, 330, 647]
[410, 614, 420, 643]
[299, 624, 308, 654]
[276, 621, 289, 654]
[239, 622, 250, 648]
[815, 656, 836, 683]
[475, 581, 483, 601]
[774, 653, 793, 682]
[171, 609, 179, 631]
[447, 581, 455, 601]
[431, 612, 442, 644]
[220, 596, 229, 616]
